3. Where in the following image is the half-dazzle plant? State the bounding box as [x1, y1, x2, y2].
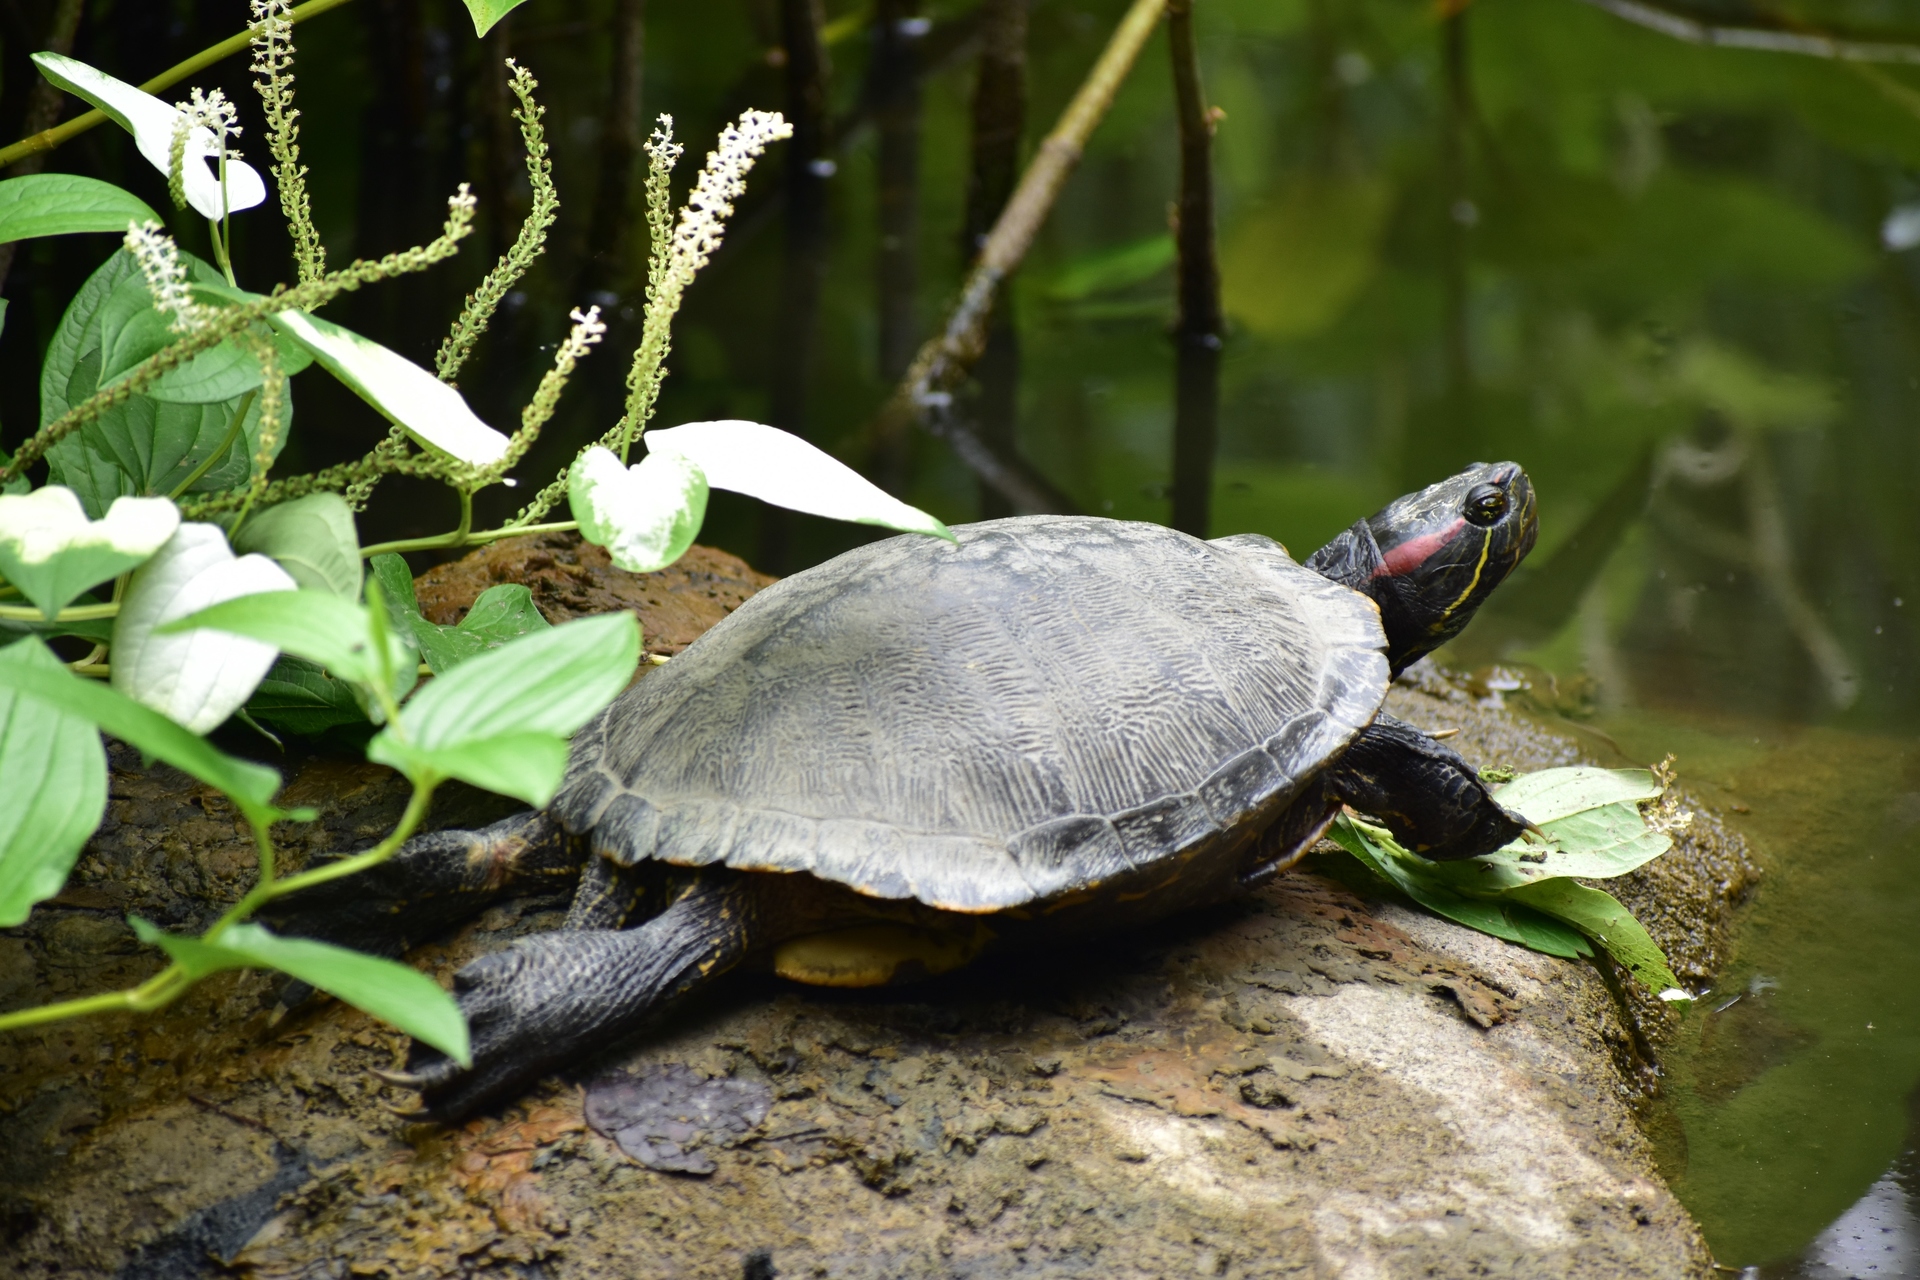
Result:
[0, 17, 949, 1055]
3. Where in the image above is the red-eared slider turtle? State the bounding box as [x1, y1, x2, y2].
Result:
[274, 461, 1537, 1119]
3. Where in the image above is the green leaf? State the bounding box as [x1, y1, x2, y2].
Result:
[129, 919, 469, 1064]
[569, 445, 708, 574]
[0, 486, 179, 618]
[94, 268, 312, 405]
[366, 554, 549, 676]
[1491, 766, 1661, 825]
[460, 0, 534, 36]
[1504, 879, 1686, 997]
[646, 421, 954, 541]
[0, 636, 284, 826]
[369, 613, 638, 797]
[1327, 815, 1589, 958]
[41, 250, 141, 425]
[272, 310, 509, 466]
[398, 611, 639, 744]
[412, 584, 552, 675]
[231, 494, 362, 598]
[362, 558, 421, 708]
[162, 588, 383, 685]
[0, 174, 160, 244]
[456, 584, 550, 643]
[244, 655, 369, 736]
[46, 310, 294, 519]
[0, 639, 108, 926]
[368, 731, 570, 808]
[111, 524, 297, 733]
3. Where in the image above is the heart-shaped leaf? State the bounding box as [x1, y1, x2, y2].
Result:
[568, 445, 708, 574]
[0, 486, 179, 618]
[111, 523, 297, 732]
[645, 420, 952, 540]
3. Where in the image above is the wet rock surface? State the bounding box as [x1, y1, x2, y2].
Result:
[0, 536, 1756, 1278]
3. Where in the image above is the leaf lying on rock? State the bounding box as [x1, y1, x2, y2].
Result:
[1327, 765, 1689, 999]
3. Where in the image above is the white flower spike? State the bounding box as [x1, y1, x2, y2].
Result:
[32, 52, 266, 221]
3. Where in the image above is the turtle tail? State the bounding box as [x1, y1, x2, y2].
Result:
[376, 868, 757, 1122]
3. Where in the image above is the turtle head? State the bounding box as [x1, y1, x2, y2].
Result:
[1306, 461, 1537, 675]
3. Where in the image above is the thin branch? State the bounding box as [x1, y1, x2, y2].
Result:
[0, 0, 359, 170]
[1575, 0, 1920, 64]
[865, 0, 1168, 510]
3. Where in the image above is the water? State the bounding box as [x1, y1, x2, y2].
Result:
[5, 0, 1920, 1269]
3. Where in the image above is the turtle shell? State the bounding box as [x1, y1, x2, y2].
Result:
[552, 516, 1389, 913]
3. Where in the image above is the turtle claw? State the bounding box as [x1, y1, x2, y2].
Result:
[370, 1066, 429, 1088]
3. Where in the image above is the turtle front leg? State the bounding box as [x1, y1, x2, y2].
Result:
[381, 867, 757, 1122]
[1325, 714, 1531, 860]
[261, 809, 584, 960]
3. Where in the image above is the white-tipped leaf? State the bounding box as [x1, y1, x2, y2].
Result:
[112, 523, 296, 732]
[568, 445, 708, 574]
[644, 420, 952, 540]
[273, 310, 510, 467]
[31, 53, 266, 222]
[0, 486, 178, 618]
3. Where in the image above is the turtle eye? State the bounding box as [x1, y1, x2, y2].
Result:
[1463, 483, 1507, 527]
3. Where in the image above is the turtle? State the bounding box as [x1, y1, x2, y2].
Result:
[272, 460, 1538, 1120]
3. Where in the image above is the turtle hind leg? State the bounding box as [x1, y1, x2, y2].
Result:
[260, 808, 583, 960]
[385, 867, 757, 1122]
[1326, 713, 1530, 861]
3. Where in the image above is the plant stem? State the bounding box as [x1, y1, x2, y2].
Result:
[359, 517, 576, 558]
[356, 491, 474, 561]
[0, 602, 118, 623]
[169, 390, 257, 499]
[0, 964, 192, 1034]
[226, 785, 436, 929]
[0, 0, 360, 170]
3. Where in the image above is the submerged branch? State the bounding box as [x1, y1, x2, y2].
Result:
[865, 0, 1167, 510]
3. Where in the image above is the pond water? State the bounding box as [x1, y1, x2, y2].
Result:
[5, 0, 1920, 1270]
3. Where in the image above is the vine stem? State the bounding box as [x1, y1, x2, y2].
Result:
[0, 0, 360, 170]
[0, 962, 192, 1033]
[0, 602, 118, 622]
[359, 518, 577, 559]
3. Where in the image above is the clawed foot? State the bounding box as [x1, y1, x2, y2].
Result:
[373, 936, 605, 1121]
[370, 872, 755, 1124]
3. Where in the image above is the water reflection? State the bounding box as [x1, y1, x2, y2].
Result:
[1772, 1087, 1920, 1279]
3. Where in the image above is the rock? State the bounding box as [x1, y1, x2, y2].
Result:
[0, 536, 1756, 1278]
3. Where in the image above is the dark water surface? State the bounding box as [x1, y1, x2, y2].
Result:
[7, 0, 1920, 1270]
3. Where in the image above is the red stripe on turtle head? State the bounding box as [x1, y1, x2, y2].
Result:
[1372, 516, 1467, 578]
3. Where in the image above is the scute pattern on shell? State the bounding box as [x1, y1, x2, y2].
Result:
[552, 517, 1389, 912]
